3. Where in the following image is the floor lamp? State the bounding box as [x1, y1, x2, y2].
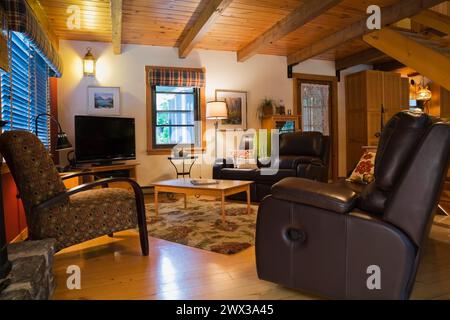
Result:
[206, 101, 228, 160]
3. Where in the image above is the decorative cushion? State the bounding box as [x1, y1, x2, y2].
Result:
[230, 149, 258, 169]
[347, 151, 376, 185]
[34, 188, 138, 250]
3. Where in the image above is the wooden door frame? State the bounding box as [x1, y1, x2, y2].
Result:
[292, 73, 338, 181]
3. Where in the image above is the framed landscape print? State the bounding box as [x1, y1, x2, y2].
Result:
[215, 89, 247, 130]
[87, 86, 120, 115]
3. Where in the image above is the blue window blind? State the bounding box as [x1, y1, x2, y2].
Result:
[0, 32, 50, 147]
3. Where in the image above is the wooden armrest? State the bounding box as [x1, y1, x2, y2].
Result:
[33, 177, 144, 212]
[60, 171, 100, 181]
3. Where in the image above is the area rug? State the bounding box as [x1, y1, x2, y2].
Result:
[145, 196, 258, 254]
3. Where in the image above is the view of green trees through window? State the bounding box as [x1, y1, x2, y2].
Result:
[152, 86, 200, 148]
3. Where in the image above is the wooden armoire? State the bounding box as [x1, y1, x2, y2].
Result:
[345, 70, 409, 172]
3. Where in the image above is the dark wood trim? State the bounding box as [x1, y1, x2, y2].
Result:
[292, 73, 338, 181]
[335, 48, 386, 71]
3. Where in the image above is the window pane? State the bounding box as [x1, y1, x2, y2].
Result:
[156, 111, 194, 126]
[156, 92, 195, 111]
[301, 83, 330, 135]
[156, 86, 194, 93]
[155, 126, 195, 145]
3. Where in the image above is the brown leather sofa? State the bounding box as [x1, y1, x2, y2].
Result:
[213, 132, 329, 202]
[256, 111, 450, 299]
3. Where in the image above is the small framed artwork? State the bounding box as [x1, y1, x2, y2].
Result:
[87, 86, 120, 115]
[215, 89, 247, 130]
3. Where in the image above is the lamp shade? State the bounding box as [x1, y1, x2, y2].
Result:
[206, 101, 228, 120]
[416, 87, 432, 101]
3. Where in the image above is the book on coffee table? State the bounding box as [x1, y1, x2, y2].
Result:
[190, 179, 219, 186]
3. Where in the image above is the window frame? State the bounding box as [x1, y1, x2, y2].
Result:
[145, 66, 206, 155]
[151, 85, 200, 149]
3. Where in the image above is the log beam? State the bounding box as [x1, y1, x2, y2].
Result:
[287, 0, 445, 66]
[179, 0, 233, 58]
[110, 0, 123, 55]
[237, 0, 342, 62]
[363, 28, 450, 90]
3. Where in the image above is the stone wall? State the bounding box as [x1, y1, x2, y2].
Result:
[0, 239, 56, 300]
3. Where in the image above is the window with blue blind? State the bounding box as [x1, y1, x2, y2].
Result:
[0, 32, 50, 147]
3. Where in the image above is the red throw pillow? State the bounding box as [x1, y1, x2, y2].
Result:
[347, 151, 376, 184]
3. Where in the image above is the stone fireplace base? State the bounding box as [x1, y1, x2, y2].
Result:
[0, 239, 56, 300]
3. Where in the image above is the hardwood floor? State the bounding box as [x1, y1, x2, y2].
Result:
[52, 196, 450, 300]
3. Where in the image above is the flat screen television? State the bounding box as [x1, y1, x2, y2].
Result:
[75, 115, 136, 165]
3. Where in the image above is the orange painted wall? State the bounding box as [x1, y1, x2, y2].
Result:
[2, 173, 26, 242]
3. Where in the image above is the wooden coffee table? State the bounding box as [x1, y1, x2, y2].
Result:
[152, 179, 253, 222]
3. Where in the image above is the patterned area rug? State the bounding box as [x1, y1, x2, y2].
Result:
[145, 196, 258, 254]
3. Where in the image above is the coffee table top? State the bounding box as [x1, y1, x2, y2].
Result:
[152, 179, 253, 190]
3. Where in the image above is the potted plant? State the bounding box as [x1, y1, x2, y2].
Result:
[258, 98, 274, 119]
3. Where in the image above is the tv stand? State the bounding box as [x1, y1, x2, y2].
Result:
[91, 161, 126, 167]
[63, 161, 140, 190]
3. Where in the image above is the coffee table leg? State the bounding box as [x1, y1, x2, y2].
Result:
[221, 191, 226, 223]
[246, 186, 251, 214]
[154, 188, 159, 216]
[184, 193, 187, 209]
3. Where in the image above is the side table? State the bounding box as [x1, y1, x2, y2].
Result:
[168, 156, 198, 178]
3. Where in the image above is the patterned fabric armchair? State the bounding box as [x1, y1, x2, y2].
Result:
[0, 131, 149, 255]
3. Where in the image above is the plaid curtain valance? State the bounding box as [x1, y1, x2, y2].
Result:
[3, 0, 63, 77]
[148, 67, 205, 87]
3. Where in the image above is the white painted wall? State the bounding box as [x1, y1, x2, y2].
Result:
[57, 40, 336, 185]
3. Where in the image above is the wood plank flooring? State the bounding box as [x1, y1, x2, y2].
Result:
[52, 196, 450, 300]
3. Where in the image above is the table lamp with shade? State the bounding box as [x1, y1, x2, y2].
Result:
[206, 101, 228, 159]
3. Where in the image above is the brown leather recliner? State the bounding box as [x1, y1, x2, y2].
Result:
[256, 111, 450, 299]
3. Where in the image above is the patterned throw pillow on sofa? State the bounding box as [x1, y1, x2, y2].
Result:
[230, 150, 258, 169]
[347, 151, 376, 184]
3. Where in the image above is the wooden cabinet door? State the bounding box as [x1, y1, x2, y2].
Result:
[346, 72, 368, 171]
[383, 72, 403, 123]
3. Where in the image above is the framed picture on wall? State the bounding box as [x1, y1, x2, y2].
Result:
[87, 86, 120, 115]
[215, 89, 247, 130]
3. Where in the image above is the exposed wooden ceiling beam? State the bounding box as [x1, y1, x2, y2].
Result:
[373, 60, 406, 72]
[237, 0, 343, 62]
[287, 0, 446, 66]
[178, 0, 233, 58]
[363, 28, 450, 90]
[110, 0, 123, 55]
[411, 9, 450, 35]
[335, 48, 386, 70]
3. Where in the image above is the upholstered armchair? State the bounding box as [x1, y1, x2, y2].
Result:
[0, 131, 148, 255]
[256, 111, 450, 299]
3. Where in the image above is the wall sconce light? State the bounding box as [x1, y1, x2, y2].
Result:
[83, 47, 96, 77]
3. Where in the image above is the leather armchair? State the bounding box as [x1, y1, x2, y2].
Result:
[0, 131, 149, 255]
[256, 111, 450, 299]
[213, 132, 330, 201]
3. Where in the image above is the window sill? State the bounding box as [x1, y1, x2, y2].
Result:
[147, 149, 172, 156]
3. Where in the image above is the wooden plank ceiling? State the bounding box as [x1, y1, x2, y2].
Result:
[39, 0, 444, 62]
